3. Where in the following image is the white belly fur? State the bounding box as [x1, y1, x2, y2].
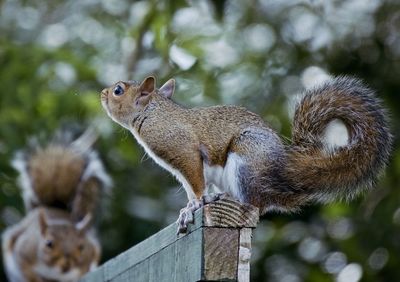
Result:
[130, 130, 196, 200]
[34, 263, 81, 281]
[4, 251, 26, 282]
[203, 153, 243, 201]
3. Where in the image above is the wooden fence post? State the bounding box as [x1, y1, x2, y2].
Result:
[81, 196, 259, 282]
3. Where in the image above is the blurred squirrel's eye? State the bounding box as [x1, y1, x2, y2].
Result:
[78, 244, 85, 252]
[45, 239, 54, 249]
[113, 85, 124, 96]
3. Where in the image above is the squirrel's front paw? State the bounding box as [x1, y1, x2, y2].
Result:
[176, 199, 203, 234]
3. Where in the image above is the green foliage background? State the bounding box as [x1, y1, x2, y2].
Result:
[1, 0, 399, 281]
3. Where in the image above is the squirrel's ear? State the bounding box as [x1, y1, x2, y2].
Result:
[159, 79, 175, 99]
[76, 213, 92, 233]
[139, 76, 156, 94]
[39, 210, 48, 235]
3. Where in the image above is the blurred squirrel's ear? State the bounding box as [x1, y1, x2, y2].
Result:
[159, 79, 175, 99]
[139, 76, 156, 95]
[39, 210, 48, 235]
[76, 213, 92, 233]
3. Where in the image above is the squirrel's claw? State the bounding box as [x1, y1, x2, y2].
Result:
[176, 198, 203, 234]
[201, 192, 228, 204]
[176, 193, 229, 234]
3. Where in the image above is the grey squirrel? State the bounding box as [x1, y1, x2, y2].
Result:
[2, 208, 100, 282]
[2, 129, 111, 282]
[100, 75, 391, 232]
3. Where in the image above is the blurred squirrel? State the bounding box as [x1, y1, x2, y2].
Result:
[2, 207, 100, 282]
[12, 128, 112, 222]
[100, 76, 391, 232]
[2, 128, 111, 282]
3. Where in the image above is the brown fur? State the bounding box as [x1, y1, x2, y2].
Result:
[29, 146, 86, 209]
[101, 76, 391, 214]
[2, 207, 100, 282]
[14, 132, 111, 222]
[285, 77, 392, 202]
[6, 130, 110, 281]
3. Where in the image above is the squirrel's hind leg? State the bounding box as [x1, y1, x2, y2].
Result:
[230, 127, 286, 212]
[174, 150, 207, 233]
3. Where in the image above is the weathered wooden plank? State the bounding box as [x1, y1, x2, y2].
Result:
[174, 227, 203, 282]
[148, 242, 177, 281]
[81, 196, 259, 282]
[202, 196, 259, 228]
[238, 228, 252, 282]
[81, 222, 191, 282]
[102, 223, 179, 281]
[203, 228, 239, 281]
[125, 260, 150, 282]
[113, 269, 130, 282]
[82, 265, 104, 282]
[111, 259, 149, 282]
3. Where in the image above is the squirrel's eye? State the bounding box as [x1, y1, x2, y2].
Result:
[113, 85, 124, 96]
[45, 240, 54, 249]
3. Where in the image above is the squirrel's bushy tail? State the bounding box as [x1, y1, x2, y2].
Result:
[12, 128, 112, 220]
[285, 76, 392, 203]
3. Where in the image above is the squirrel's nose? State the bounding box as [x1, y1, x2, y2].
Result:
[60, 257, 71, 273]
[101, 89, 108, 96]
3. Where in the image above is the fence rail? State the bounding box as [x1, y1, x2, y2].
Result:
[81, 196, 259, 282]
